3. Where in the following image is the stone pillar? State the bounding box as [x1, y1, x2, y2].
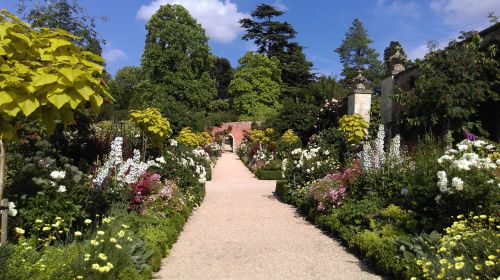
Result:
[381, 46, 406, 140]
[347, 69, 372, 122]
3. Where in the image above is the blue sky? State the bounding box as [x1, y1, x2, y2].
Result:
[4, 0, 499, 77]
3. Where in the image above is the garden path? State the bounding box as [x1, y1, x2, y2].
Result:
[157, 153, 381, 280]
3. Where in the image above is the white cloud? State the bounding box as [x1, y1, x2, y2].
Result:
[430, 0, 500, 27]
[137, 0, 247, 44]
[375, 0, 421, 18]
[274, 0, 287, 11]
[102, 48, 127, 62]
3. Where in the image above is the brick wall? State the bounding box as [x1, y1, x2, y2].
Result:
[210, 122, 253, 151]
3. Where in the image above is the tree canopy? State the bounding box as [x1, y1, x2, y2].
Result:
[396, 32, 500, 139]
[16, 0, 104, 55]
[335, 18, 383, 87]
[229, 52, 282, 121]
[137, 4, 217, 129]
[240, 4, 313, 100]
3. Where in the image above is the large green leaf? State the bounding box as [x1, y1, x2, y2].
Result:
[32, 73, 58, 87]
[48, 38, 71, 51]
[58, 68, 83, 83]
[75, 85, 94, 100]
[14, 94, 39, 116]
[47, 91, 71, 109]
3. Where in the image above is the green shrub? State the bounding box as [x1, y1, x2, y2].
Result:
[275, 180, 293, 203]
[255, 170, 282, 180]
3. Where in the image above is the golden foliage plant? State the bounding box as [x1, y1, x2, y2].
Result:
[128, 108, 172, 146]
[176, 127, 211, 148]
[0, 10, 111, 139]
[338, 114, 369, 144]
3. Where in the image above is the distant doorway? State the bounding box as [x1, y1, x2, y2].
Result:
[223, 135, 234, 152]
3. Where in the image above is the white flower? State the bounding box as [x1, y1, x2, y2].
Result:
[324, 150, 330, 156]
[169, 139, 178, 147]
[7, 202, 17, 217]
[437, 155, 454, 164]
[451, 177, 464, 191]
[473, 140, 485, 147]
[155, 156, 166, 164]
[50, 170, 66, 180]
[437, 171, 447, 180]
[57, 185, 67, 193]
[435, 194, 442, 203]
[485, 144, 494, 150]
[457, 144, 468, 151]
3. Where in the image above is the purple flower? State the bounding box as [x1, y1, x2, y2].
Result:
[464, 130, 476, 141]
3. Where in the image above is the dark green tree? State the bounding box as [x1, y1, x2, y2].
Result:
[211, 57, 233, 100]
[139, 4, 217, 127]
[396, 31, 500, 140]
[335, 18, 383, 87]
[240, 4, 313, 100]
[16, 0, 104, 55]
[103, 66, 143, 119]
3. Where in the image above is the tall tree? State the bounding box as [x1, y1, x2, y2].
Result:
[228, 52, 282, 121]
[16, 0, 104, 55]
[211, 57, 233, 100]
[240, 4, 313, 100]
[335, 18, 383, 87]
[139, 4, 216, 126]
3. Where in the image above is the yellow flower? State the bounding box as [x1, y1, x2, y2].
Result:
[115, 244, 122, 250]
[455, 262, 464, 270]
[15, 227, 25, 235]
[98, 266, 110, 273]
[117, 230, 125, 238]
[35, 219, 43, 223]
[76, 276, 83, 279]
[98, 253, 107, 261]
[127, 237, 133, 242]
[42, 226, 50, 231]
[475, 264, 482, 270]
[488, 255, 496, 260]
[454, 256, 464, 261]
[90, 240, 99, 246]
[103, 218, 111, 223]
[74, 231, 82, 237]
[106, 262, 114, 269]
[97, 231, 105, 236]
[485, 260, 494, 266]
[457, 214, 464, 219]
[84, 219, 92, 224]
[416, 260, 423, 265]
[91, 263, 100, 270]
[479, 215, 487, 219]
[109, 238, 117, 243]
[439, 259, 447, 265]
[121, 224, 129, 229]
[410, 277, 417, 280]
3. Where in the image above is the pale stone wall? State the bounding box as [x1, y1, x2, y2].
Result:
[347, 90, 372, 122]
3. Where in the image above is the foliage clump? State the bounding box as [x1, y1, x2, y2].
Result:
[0, 10, 111, 138]
[338, 114, 369, 145]
[129, 108, 172, 147]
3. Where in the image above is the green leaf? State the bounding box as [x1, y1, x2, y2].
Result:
[14, 94, 39, 116]
[0, 91, 14, 106]
[58, 68, 83, 83]
[47, 91, 71, 109]
[48, 38, 72, 51]
[75, 85, 94, 100]
[32, 74, 58, 87]
[10, 31, 32, 47]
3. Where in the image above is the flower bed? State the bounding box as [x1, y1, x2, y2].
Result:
[2, 130, 217, 279]
[275, 126, 500, 279]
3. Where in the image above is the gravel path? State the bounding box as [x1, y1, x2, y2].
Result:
[157, 153, 381, 280]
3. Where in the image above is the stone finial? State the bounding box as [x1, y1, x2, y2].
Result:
[389, 45, 407, 74]
[353, 69, 367, 90]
